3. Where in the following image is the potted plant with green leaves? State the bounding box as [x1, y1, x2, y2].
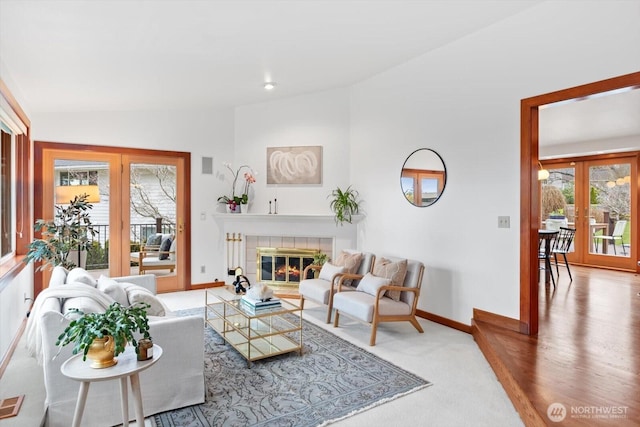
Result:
[328, 186, 360, 226]
[56, 302, 152, 368]
[25, 193, 97, 270]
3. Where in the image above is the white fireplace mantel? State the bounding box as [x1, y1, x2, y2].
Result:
[212, 213, 363, 224]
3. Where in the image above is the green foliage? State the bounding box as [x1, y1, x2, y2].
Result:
[312, 252, 329, 266]
[328, 186, 360, 226]
[25, 194, 97, 271]
[56, 302, 152, 360]
[590, 187, 599, 204]
[86, 240, 108, 270]
[561, 183, 575, 204]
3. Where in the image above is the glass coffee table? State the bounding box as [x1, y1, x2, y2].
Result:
[205, 288, 302, 367]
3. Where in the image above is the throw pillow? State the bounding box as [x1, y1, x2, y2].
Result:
[122, 283, 166, 316]
[146, 233, 162, 247]
[318, 262, 345, 282]
[356, 272, 391, 298]
[334, 251, 363, 286]
[66, 267, 97, 287]
[168, 238, 177, 262]
[158, 235, 173, 260]
[373, 257, 408, 301]
[334, 251, 363, 274]
[97, 275, 129, 306]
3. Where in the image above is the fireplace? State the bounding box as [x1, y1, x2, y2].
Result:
[256, 247, 319, 289]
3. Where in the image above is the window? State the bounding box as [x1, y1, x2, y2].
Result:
[1, 127, 13, 258]
[59, 170, 99, 186]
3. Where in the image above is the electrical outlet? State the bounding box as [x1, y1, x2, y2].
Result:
[498, 216, 510, 228]
[200, 265, 206, 274]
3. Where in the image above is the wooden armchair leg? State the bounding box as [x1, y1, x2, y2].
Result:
[333, 311, 340, 327]
[299, 297, 305, 310]
[409, 317, 424, 333]
[369, 322, 378, 346]
[325, 308, 332, 324]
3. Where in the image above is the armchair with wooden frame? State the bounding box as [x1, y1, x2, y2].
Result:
[332, 257, 425, 346]
[130, 233, 176, 274]
[299, 250, 375, 323]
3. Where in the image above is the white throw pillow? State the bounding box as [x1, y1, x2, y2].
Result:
[356, 273, 391, 298]
[62, 296, 107, 315]
[97, 275, 129, 306]
[66, 267, 97, 287]
[169, 238, 177, 262]
[122, 283, 166, 316]
[318, 262, 345, 282]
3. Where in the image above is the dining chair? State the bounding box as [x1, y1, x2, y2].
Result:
[538, 234, 556, 287]
[551, 227, 576, 281]
[593, 220, 627, 255]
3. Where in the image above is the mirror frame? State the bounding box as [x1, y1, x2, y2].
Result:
[400, 148, 447, 207]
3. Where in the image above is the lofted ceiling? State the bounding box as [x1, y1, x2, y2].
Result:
[1, 1, 637, 150]
[0, 0, 541, 112]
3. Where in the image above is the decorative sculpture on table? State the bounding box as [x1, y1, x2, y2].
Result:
[233, 268, 251, 294]
[246, 283, 274, 302]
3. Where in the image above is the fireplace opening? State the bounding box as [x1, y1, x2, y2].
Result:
[256, 247, 319, 289]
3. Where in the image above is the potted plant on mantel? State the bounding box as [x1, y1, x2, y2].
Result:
[328, 186, 360, 226]
[25, 193, 97, 270]
[56, 302, 152, 368]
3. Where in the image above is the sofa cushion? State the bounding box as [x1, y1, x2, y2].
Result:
[318, 262, 345, 282]
[97, 275, 129, 306]
[356, 272, 391, 298]
[49, 266, 68, 288]
[62, 296, 107, 315]
[66, 267, 96, 287]
[122, 283, 166, 316]
[373, 257, 408, 301]
[158, 235, 173, 260]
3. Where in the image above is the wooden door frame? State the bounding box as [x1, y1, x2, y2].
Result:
[520, 71, 640, 335]
[34, 141, 191, 295]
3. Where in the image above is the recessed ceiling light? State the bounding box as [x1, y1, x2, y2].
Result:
[263, 82, 277, 90]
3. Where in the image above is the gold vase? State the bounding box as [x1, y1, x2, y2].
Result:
[86, 336, 117, 368]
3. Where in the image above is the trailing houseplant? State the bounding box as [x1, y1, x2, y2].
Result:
[25, 193, 97, 271]
[56, 302, 152, 366]
[328, 186, 360, 226]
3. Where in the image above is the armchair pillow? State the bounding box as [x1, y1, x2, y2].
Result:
[356, 273, 391, 298]
[334, 251, 363, 285]
[159, 235, 173, 260]
[146, 233, 163, 247]
[373, 257, 408, 301]
[169, 238, 177, 262]
[318, 262, 345, 282]
[122, 283, 167, 316]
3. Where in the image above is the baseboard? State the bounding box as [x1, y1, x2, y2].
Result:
[190, 281, 226, 290]
[472, 319, 546, 427]
[472, 308, 521, 333]
[416, 309, 472, 334]
[0, 318, 26, 380]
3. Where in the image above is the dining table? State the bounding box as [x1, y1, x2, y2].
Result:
[539, 229, 559, 286]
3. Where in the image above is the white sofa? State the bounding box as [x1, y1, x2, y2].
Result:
[29, 266, 204, 427]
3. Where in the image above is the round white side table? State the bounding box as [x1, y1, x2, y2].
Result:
[61, 344, 162, 427]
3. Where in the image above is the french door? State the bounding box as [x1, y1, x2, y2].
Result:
[36, 143, 189, 293]
[542, 154, 637, 271]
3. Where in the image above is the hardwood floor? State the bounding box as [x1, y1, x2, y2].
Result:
[473, 265, 639, 426]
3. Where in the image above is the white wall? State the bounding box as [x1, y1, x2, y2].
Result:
[234, 87, 351, 215]
[349, 0, 640, 323]
[31, 108, 235, 284]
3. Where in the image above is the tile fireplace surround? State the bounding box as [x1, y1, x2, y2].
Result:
[214, 213, 362, 291]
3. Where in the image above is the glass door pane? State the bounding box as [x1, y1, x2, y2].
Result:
[588, 162, 631, 258]
[54, 159, 110, 275]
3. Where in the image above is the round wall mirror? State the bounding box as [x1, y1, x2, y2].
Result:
[401, 148, 447, 207]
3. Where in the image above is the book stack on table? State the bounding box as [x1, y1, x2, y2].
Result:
[240, 295, 282, 312]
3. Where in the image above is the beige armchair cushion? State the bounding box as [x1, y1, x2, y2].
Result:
[356, 273, 391, 298]
[318, 262, 345, 281]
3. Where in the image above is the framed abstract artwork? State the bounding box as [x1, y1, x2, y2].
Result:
[267, 146, 322, 185]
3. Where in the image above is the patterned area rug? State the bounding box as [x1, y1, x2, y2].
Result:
[153, 307, 431, 427]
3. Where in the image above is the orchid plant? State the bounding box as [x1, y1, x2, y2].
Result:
[217, 162, 256, 210]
